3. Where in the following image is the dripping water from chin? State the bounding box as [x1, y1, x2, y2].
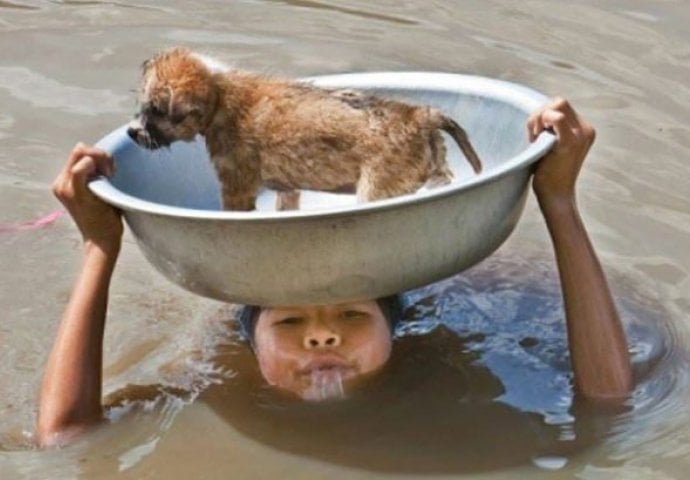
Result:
[303, 370, 346, 402]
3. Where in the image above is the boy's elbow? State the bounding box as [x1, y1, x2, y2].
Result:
[36, 412, 101, 448]
[577, 373, 634, 406]
[37, 423, 81, 449]
[580, 388, 630, 406]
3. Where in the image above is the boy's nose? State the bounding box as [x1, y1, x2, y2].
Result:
[303, 329, 341, 349]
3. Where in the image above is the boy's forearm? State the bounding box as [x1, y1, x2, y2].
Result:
[37, 242, 118, 445]
[538, 194, 633, 400]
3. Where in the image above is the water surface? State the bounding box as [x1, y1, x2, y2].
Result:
[1, 1, 689, 478]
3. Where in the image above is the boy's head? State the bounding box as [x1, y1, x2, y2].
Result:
[239, 296, 402, 401]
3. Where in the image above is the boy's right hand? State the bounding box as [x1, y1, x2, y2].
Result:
[52, 143, 123, 253]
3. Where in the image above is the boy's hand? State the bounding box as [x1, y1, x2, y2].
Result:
[52, 143, 123, 253]
[527, 98, 596, 202]
[527, 99, 633, 400]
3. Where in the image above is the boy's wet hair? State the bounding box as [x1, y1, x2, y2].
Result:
[238, 295, 403, 344]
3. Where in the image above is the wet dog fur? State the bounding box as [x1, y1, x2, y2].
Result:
[127, 48, 482, 211]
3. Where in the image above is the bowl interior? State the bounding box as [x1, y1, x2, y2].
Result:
[94, 73, 547, 215]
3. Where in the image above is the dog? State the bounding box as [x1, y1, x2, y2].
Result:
[127, 48, 482, 211]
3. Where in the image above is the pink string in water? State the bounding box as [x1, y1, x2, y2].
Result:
[0, 210, 65, 234]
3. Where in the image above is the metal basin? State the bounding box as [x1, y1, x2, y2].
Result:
[90, 72, 554, 306]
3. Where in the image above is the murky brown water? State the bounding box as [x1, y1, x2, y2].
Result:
[1, 0, 689, 478]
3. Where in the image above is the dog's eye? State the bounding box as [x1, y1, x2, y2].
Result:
[146, 103, 165, 117]
[170, 112, 187, 124]
[171, 109, 203, 124]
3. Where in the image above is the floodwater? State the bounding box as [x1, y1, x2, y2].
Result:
[1, 0, 689, 478]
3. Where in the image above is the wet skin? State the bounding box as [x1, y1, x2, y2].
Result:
[253, 302, 392, 400]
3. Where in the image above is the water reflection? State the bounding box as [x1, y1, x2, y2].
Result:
[201, 327, 618, 473]
[192, 254, 666, 473]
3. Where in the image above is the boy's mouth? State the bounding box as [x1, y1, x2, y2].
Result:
[299, 356, 355, 377]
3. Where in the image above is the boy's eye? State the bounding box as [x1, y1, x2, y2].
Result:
[340, 310, 366, 320]
[276, 316, 303, 326]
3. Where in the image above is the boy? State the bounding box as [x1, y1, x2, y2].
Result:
[38, 98, 632, 447]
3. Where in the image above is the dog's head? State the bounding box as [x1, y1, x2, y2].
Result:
[128, 48, 219, 149]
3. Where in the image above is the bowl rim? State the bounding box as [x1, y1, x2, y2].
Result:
[90, 71, 555, 222]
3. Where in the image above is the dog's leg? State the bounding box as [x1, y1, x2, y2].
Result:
[212, 154, 260, 211]
[276, 190, 301, 211]
[426, 130, 453, 188]
[357, 161, 421, 203]
[222, 190, 257, 211]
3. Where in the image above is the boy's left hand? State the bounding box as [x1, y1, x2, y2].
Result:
[527, 98, 596, 202]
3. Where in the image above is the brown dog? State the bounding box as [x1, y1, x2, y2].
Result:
[127, 48, 482, 211]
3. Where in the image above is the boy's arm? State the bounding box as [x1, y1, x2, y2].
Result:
[528, 99, 633, 401]
[37, 144, 123, 447]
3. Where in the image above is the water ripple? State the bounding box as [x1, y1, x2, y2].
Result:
[0, 1, 37, 10]
[264, 0, 419, 26]
[0, 66, 128, 116]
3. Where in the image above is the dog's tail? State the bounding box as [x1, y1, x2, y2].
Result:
[436, 113, 482, 174]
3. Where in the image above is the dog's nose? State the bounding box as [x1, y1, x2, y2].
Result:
[126, 127, 140, 142]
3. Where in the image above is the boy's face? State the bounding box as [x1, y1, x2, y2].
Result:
[253, 301, 393, 401]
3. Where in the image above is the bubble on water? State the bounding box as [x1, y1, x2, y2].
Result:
[532, 455, 568, 470]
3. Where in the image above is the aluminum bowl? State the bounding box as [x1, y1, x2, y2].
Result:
[90, 72, 554, 306]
